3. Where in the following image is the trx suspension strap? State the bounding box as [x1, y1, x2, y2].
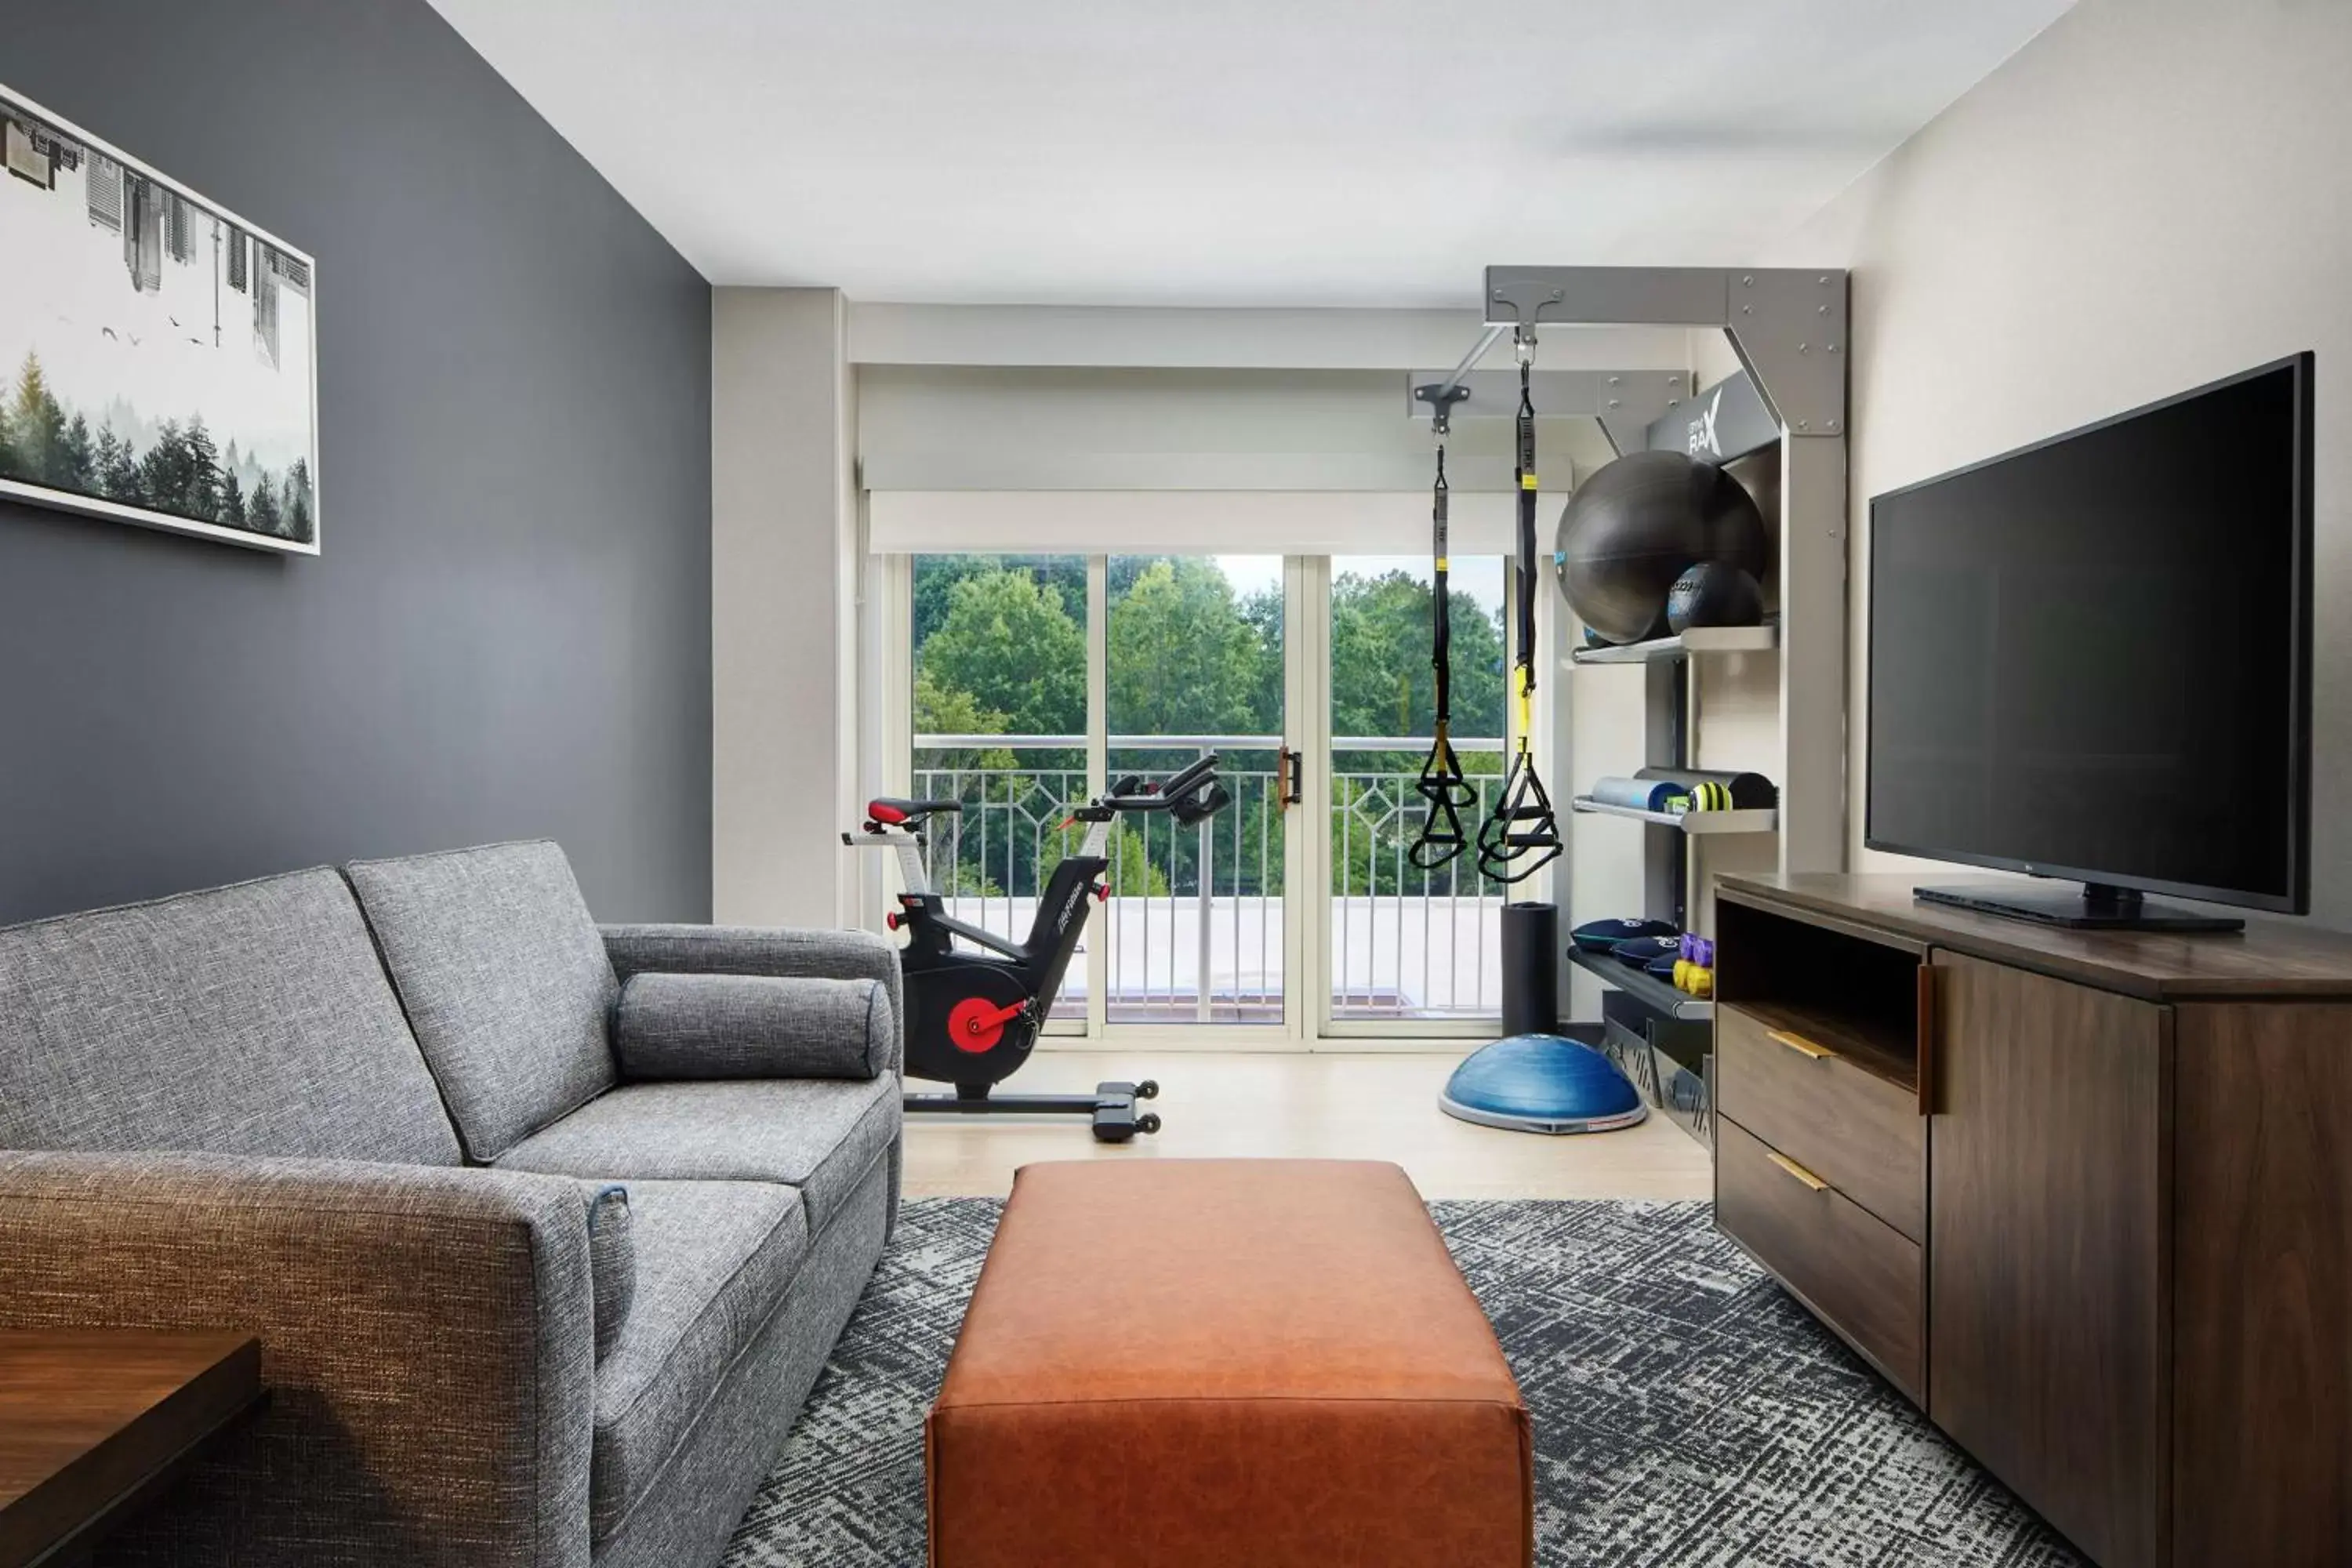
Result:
[1477, 327, 1562, 884]
[1408, 382, 1475, 870]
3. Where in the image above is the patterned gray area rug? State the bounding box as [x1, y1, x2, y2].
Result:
[724, 1197, 2085, 1567]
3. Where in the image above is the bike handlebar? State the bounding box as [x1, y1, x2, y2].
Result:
[1158, 753, 1220, 798]
[1097, 753, 1225, 815]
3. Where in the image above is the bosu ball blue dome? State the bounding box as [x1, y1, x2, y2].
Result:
[1439, 1033, 1647, 1135]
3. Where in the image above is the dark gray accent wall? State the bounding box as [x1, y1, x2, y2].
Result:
[0, 2, 712, 925]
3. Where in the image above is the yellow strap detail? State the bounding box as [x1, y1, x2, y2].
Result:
[1434, 557, 1448, 572]
[1519, 474, 1540, 491]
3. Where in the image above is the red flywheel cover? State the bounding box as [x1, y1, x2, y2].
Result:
[946, 995, 1022, 1053]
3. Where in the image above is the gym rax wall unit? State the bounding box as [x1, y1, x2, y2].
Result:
[1417, 268, 1849, 1134]
[1405, 267, 1848, 887]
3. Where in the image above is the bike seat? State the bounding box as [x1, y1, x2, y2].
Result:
[867, 797, 963, 826]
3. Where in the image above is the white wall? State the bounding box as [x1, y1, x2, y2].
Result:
[1771, 0, 2352, 924]
[712, 287, 857, 926]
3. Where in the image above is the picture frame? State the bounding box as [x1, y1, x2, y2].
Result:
[0, 82, 321, 555]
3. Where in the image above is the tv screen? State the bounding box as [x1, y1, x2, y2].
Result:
[1867, 354, 2312, 914]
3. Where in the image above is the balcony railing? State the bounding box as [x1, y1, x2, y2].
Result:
[909, 732, 1510, 1024]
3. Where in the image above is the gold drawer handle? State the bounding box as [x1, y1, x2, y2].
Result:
[1767, 1150, 1831, 1192]
[1766, 1028, 1835, 1062]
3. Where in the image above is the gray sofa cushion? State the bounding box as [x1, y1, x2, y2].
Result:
[591, 1158, 891, 1568]
[496, 1076, 899, 1232]
[613, 972, 895, 1081]
[345, 841, 619, 1162]
[0, 869, 462, 1164]
[585, 1183, 634, 1364]
[588, 1178, 810, 1544]
[599, 925, 903, 1076]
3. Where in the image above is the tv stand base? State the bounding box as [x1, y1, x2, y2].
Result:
[1915, 880, 2244, 933]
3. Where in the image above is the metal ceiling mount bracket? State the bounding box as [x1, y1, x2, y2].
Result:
[1411, 379, 1472, 435]
[1403, 369, 1691, 456]
[1481, 266, 1848, 438]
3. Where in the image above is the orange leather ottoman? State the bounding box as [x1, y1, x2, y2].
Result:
[927, 1159, 1532, 1567]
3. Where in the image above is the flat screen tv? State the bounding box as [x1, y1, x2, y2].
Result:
[1867, 353, 2313, 931]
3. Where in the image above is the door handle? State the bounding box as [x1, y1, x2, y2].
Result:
[1766, 1028, 1835, 1062]
[1766, 1150, 1831, 1192]
[1277, 748, 1304, 808]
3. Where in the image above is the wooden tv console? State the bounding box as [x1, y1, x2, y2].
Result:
[1712, 873, 2352, 1568]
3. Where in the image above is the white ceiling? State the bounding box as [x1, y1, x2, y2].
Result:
[428, 0, 2071, 307]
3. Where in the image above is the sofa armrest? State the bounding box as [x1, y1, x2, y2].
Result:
[599, 924, 903, 1076]
[0, 1152, 598, 1568]
[614, 971, 895, 1082]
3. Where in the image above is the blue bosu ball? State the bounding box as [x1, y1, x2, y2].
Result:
[1439, 1033, 1648, 1135]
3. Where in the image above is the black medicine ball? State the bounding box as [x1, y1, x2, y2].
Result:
[1665, 562, 1766, 633]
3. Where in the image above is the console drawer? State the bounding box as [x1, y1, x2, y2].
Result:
[1716, 1000, 1926, 1241]
[1717, 1116, 1925, 1403]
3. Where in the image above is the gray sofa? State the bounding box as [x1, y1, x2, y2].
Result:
[0, 840, 903, 1568]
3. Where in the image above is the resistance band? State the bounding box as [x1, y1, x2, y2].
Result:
[1408, 390, 1475, 870]
[1477, 328, 1561, 884]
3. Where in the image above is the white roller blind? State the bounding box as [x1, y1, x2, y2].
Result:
[855, 365, 1615, 556]
[866, 489, 1524, 556]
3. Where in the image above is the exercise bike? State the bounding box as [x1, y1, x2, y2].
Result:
[844, 754, 1231, 1142]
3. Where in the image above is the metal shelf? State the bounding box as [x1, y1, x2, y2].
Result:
[1570, 798, 1778, 834]
[1566, 623, 1778, 666]
[1566, 945, 1713, 1021]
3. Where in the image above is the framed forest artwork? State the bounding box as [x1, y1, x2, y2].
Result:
[0, 82, 319, 554]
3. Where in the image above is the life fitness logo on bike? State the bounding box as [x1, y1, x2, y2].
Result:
[1054, 879, 1087, 934]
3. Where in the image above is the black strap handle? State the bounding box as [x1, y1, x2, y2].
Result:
[1408, 408, 1472, 871]
[1432, 443, 1453, 725]
[1476, 746, 1561, 884]
[1475, 330, 1559, 885]
[1514, 347, 1538, 698]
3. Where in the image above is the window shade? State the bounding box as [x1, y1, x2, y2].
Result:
[866, 490, 1522, 557]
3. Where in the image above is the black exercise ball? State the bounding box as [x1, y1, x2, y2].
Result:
[1666, 562, 1765, 633]
[1552, 451, 1769, 644]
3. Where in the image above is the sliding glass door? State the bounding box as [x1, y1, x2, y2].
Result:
[1102, 555, 1287, 1025]
[908, 554, 1092, 1020]
[1324, 555, 1511, 1027]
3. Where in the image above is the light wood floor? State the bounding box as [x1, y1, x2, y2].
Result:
[902, 1050, 1715, 1201]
